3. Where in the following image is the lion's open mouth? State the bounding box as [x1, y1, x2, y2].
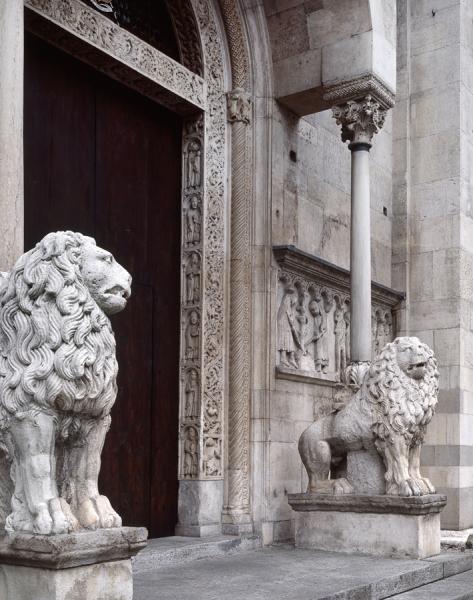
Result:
[105, 285, 130, 300]
[408, 361, 426, 371]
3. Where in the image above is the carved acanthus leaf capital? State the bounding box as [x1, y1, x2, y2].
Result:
[332, 95, 387, 146]
[227, 88, 252, 125]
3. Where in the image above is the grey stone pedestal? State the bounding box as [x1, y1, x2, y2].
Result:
[0, 526, 147, 600]
[288, 493, 446, 559]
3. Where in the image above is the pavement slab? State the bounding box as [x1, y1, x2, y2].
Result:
[133, 546, 471, 600]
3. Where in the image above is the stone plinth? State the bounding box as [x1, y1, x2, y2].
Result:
[288, 494, 446, 559]
[0, 526, 147, 600]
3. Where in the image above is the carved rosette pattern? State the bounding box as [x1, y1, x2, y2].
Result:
[25, 0, 205, 111]
[276, 271, 395, 383]
[332, 95, 387, 146]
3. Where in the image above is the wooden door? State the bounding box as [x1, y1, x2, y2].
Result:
[24, 33, 182, 537]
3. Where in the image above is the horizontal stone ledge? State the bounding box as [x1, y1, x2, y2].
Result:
[288, 493, 447, 516]
[275, 365, 339, 385]
[0, 526, 148, 570]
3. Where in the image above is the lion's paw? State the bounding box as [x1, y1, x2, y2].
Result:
[93, 495, 122, 528]
[33, 498, 78, 535]
[331, 477, 354, 495]
[75, 498, 100, 530]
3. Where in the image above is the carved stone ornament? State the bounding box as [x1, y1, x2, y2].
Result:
[273, 246, 402, 385]
[25, 0, 205, 115]
[298, 337, 439, 497]
[227, 88, 252, 125]
[0, 232, 132, 535]
[332, 95, 387, 146]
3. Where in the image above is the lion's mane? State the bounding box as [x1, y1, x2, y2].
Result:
[364, 338, 439, 444]
[0, 231, 117, 440]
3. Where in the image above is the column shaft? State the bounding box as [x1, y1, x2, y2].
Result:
[0, 0, 24, 270]
[350, 145, 372, 363]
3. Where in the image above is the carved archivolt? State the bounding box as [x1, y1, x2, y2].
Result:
[274, 246, 403, 384]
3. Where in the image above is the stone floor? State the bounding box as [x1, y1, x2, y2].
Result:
[133, 542, 473, 600]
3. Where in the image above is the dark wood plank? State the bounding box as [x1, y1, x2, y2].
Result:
[24, 34, 182, 538]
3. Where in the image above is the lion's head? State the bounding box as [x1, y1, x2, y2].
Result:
[365, 337, 439, 439]
[0, 231, 131, 428]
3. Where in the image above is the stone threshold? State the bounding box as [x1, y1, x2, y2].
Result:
[133, 546, 472, 600]
[132, 534, 261, 574]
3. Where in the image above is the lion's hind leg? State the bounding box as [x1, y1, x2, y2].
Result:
[408, 442, 435, 495]
[299, 421, 353, 494]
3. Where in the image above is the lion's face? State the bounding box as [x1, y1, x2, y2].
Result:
[394, 337, 431, 380]
[81, 241, 132, 315]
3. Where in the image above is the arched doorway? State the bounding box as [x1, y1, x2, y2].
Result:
[24, 30, 182, 537]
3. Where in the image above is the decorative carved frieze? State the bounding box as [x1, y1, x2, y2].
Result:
[273, 246, 404, 385]
[332, 95, 387, 146]
[25, 0, 205, 115]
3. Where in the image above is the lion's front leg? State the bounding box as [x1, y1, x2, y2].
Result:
[8, 412, 77, 534]
[383, 436, 424, 496]
[68, 416, 122, 530]
[408, 442, 435, 495]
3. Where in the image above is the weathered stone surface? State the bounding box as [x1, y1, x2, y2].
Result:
[0, 559, 132, 600]
[0, 526, 147, 569]
[288, 493, 447, 515]
[293, 509, 442, 558]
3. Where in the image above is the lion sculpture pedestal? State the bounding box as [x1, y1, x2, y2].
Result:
[0, 232, 147, 599]
[289, 337, 446, 559]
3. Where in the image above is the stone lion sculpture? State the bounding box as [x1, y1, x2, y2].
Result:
[299, 337, 439, 497]
[0, 231, 131, 535]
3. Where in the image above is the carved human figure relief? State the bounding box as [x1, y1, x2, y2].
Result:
[0, 231, 131, 535]
[185, 310, 200, 360]
[185, 252, 201, 304]
[298, 338, 439, 497]
[186, 140, 202, 189]
[185, 369, 200, 417]
[227, 88, 252, 125]
[334, 298, 348, 374]
[183, 426, 198, 478]
[185, 195, 202, 246]
[307, 295, 329, 374]
[277, 287, 300, 368]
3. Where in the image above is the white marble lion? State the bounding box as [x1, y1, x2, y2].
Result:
[0, 231, 131, 535]
[299, 337, 439, 497]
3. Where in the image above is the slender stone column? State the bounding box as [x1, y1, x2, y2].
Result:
[0, 0, 24, 271]
[332, 96, 387, 380]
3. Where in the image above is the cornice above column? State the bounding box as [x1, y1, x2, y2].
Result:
[323, 74, 395, 110]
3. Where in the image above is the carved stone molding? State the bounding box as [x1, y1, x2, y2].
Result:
[332, 95, 388, 146]
[165, 0, 204, 76]
[273, 246, 404, 385]
[324, 74, 395, 110]
[25, 0, 205, 115]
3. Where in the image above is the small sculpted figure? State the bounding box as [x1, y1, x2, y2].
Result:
[308, 295, 328, 374]
[0, 231, 131, 535]
[183, 426, 198, 478]
[185, 310, 200, 360]
[277, 288, 300, 368]
[299, 337, 439, 496]
[185, 196, 202, 246]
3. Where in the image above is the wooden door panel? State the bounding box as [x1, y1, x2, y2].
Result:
[24, 33, 181, 537]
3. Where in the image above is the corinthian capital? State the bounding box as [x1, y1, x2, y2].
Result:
[332, 95, 387, 147]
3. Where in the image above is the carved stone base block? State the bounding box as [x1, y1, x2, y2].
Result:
[288, 494, 446, 559]
[0, 527, 147, 600]
[175, 480, 223, 537]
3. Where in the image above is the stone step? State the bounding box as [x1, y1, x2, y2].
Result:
[389, 568, 473, 599]
[133, 547, 472, 600]
[132, 534, 261, 574]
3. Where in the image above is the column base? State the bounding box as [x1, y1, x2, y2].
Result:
[176, 480, 223, 537]
[0, 526, 147, 600]
[221, 509, 253, 536]
[288, 493, 446, 559]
